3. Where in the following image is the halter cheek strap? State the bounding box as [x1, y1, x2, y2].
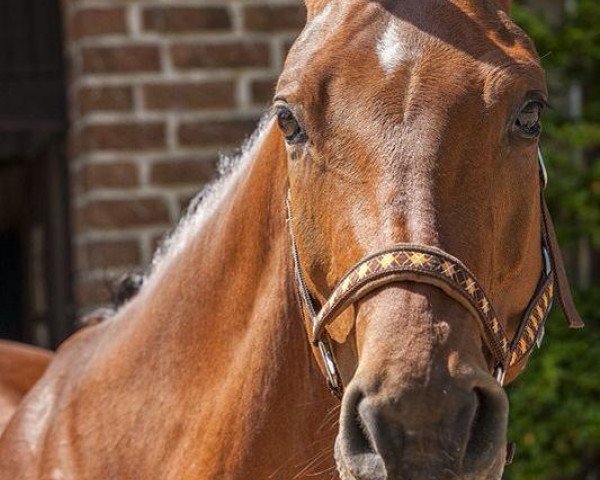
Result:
[287, 148, 583, 398]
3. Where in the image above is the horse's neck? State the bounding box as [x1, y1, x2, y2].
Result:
[119, 121, 337, 478]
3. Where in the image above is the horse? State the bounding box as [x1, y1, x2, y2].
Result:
[0, 341, 52, 435]
[0, 0, 584, 478]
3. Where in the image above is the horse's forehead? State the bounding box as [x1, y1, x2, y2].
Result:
[281, 0, 541, 97]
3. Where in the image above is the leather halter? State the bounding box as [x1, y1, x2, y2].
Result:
[287, 148, 584, 398]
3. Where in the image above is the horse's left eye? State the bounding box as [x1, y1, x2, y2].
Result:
[514, 101, 544, 138]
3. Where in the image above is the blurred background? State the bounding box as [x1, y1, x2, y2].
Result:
[0, 0, 597, 477]
[506, 2, 600, 478]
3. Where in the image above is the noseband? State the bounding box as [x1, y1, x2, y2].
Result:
[287, 148, 584, 399]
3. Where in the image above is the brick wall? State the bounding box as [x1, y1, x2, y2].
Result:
[63, 0, 305, 310]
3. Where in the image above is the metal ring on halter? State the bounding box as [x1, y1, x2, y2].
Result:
[542, 245, 552, 276]
[317, 340, 342, 396]
[538, 147, 548, 189]
[494, 366, 506, 387]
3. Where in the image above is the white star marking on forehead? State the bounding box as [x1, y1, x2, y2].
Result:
[376, 20, 413, 74]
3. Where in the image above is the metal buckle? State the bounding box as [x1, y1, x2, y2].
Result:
[494, 366, 506, 386]
[536, 324, 546, 349]
[317, 340, 342, 395]
[542, 245, 552, 276]
[538, 147, 548, 190]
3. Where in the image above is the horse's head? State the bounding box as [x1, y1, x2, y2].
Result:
[276, 0, 558, 478]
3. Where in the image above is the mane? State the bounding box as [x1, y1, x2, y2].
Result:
[147, 113, 272, 278]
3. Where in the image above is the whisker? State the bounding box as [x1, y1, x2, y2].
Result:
[306, 465, 336, 477]
[317, 405, 341, 433]
[294, 451, 329, 479]
[269, 434, 335, 479]
[294, 445, 335, 479]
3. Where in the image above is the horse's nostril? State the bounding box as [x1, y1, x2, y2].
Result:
[341, 391, 377, 457]
[463, 386, 506, 473]
[355, 402, 378, 455]
[337, 389, 387, 480]
[468, 389, 485, 445]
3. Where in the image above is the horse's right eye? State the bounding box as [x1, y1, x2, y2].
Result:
[275, 106, 306, 145]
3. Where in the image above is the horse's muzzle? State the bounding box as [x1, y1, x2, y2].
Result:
[334, 373, 508, 480]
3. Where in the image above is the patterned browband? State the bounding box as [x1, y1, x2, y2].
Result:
[287, 148, 584, 397]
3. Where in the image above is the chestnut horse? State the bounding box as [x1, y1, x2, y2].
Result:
[0, 0, 583, 479]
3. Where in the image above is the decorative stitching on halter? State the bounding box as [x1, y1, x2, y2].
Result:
[310, 247, 511, 368]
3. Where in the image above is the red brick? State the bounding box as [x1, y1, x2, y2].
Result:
[78, 86, 134, 114]
[143, 81, 235, 111]
[150, 157, 217, 186]
[80, 198, 170, 229]
[251, 78, 276, 105]
[244, 5, 306, 32]
[78, 240, 142, 270]
[82, 45, 160, 74]
[71, 8, 127, 39]
[171, 42, 270, 70]
[79, 162, 139, 191]
[178, 119, 258, 148]
[79, 122, 165, 152]
[143, 7, 231, 33]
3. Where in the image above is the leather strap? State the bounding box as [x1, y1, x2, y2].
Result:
[287, 194, 344, 397]
[541, 197, 585, 329]
[508, 274, 553, 367]
[310, 245, 512, 369]
[302, 237, 556, 368]
[537, 147, 584, 329]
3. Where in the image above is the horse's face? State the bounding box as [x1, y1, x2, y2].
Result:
[276, 0, 546, 478]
